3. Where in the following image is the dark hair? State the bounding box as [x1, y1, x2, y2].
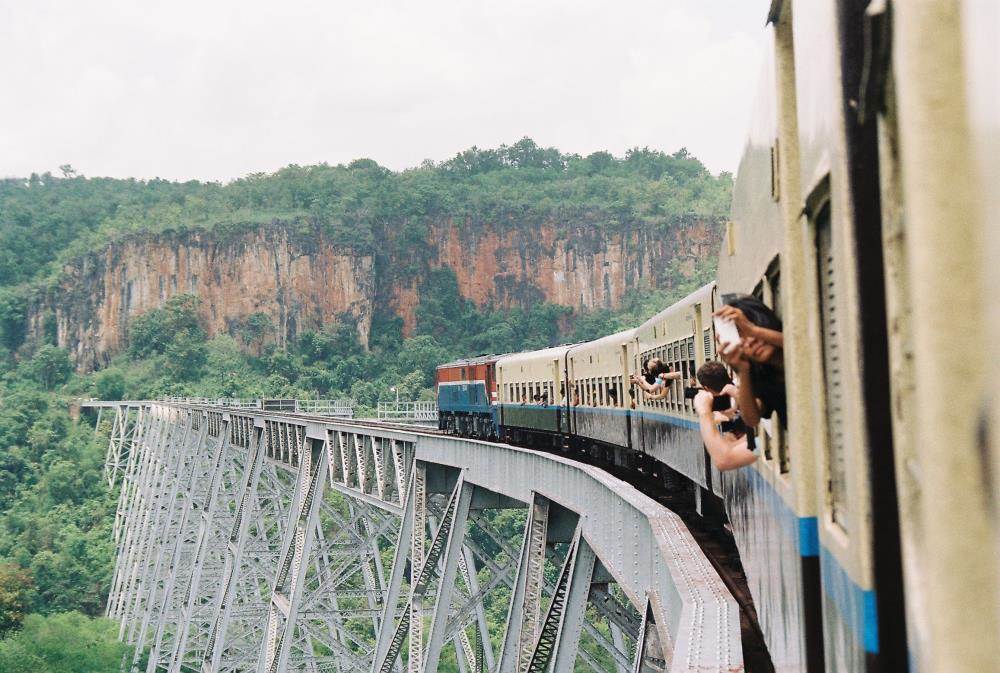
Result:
[723, 294, 786, 424]
[696, 361, 731, 393]
[724, 294, 782, 332]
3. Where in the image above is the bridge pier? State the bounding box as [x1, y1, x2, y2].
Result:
[90, 401, 743, 673]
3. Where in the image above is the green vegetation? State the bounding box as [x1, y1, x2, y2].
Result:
[0, 140, 727, 670]
[0, 139, 729, 289]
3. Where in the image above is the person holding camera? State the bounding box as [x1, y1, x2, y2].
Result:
[713, 295, 787, 428]
[692, 361, 757, 471]
[630, 358, 682, 401]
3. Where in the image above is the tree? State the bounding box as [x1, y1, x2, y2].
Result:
[24, 346, 72, 390]
[0, 563, 34, 635]
[128, 294, 205, 359]
[238, 312, 272, 356]
[0, 612, 130, 673]
[163, 331, 208, 382]
[93, 370, 126, 400]
[0, 289, 27, 351]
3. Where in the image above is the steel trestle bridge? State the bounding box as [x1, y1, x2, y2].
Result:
[90, 401, 741, 673]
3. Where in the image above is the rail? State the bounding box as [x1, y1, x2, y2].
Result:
[377, 400, 438, 422]
[158, 396, 354, 417]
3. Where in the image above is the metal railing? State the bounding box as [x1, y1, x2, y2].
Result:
[377, 400, 438, 422]
[158, 397, 354, 418]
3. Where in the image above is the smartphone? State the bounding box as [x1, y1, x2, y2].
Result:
[714, 316, 741, 351]
[712, 394, 732, 412]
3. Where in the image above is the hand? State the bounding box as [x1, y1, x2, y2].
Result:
[717, 340, 751, 373]
[715, 305, 756, 338]
[694, 390, 715, 416]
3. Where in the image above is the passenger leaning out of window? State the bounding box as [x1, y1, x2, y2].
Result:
[693, 361, 757, 471]
[714, 295, 787, 429]
[630, 358, 682, 401]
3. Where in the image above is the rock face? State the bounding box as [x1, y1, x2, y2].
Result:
[28, 217, 720, 369]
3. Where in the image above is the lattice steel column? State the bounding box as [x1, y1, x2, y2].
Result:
[127, 409, 201, 667]
[372, 475, 414, 673]
[532, 530, 596, 673]
[257, 435, 328, 673]
[408, 460, 427, 673]
[111, 407, 165, 627]
[421, 480, 473, 673]
[168, 415, 233, 673]
[495, 493, 550, 673]
[203, 421, 266, 673]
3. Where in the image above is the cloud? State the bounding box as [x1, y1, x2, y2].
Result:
[0, 0, 766, 181]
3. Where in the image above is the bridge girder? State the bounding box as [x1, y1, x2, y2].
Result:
[93, 402, 742, 673]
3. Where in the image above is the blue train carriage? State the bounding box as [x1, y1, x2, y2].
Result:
[435, 355, 502, 441]
[495, 345, 573, 449]
[723, 2, 908, 671]
[563, 329, 637, 467]
[716, 10, 823, 673]
[629, 283, 716, 493]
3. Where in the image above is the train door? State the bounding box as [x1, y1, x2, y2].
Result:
[565, 352, 576, 437]
[833, 2, 907, 669]
[551, 358, 562, 437]
[619, 342, 632, 451]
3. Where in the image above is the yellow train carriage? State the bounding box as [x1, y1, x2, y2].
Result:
[496, 345, 573, 447]
[629, 283, 716, 491]
[563, 329, 637, 462]
[876, 4, 1000, 673]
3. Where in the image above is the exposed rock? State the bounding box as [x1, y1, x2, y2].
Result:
[27, 216, 720, 370]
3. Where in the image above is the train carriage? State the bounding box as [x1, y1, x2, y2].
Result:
[436, 3, 1000, 671]
[629, 283, 716, 492]
[496, 345, 572, 447]
[563, 329, 636, 462]
[435, 355, 501, 440]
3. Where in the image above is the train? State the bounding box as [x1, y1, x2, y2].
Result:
[436, 3, 1000, 673]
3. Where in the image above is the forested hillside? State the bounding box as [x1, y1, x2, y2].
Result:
[0, 140, 729, 672]
[0, 139, 727, 371]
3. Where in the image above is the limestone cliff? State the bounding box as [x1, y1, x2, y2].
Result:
[28, 217, 720, 369]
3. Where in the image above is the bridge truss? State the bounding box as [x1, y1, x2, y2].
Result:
[94, 402, 741, 673]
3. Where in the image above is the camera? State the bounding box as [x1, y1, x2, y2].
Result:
[720, 417, 747, 435]
[683, 386, 699, 400]
[712, 394, 732, 412]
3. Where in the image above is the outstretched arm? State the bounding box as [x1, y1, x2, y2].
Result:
[694, 391, 757, 471]
[718, 345, 763, 427]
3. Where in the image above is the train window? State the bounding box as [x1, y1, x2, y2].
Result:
[767, 258, 783, 320]
[765, 256, 789, 472]
[704, 328, 713, 361]
[816, 204, 848, 529]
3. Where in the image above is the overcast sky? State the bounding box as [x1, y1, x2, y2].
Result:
[0, 1, 766, 182]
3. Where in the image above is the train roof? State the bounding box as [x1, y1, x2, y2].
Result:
[496, 343, 576, 368]
[636, 282, 716, 332]
[435, 354, 504, 370]
[567, 327, 637, 355]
